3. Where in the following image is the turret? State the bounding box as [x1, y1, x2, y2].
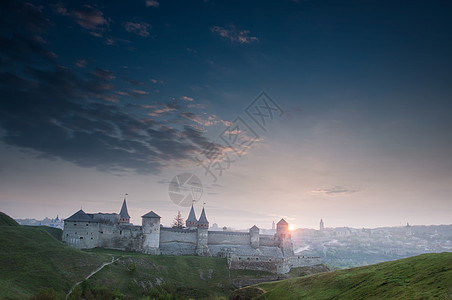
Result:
[320, 219, 324, 231]
[197, 207, 209, 229]
[119, 199, 130, 224]
[196, 207, 210, 256]
[141, 211, 161, 254]
[186, 204, 197, 229]
[249, 225, 260, 249]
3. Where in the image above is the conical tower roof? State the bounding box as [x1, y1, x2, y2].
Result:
[197, 207, 209, 224]
[141, 211, 161, 218]
[186, 204, 197, 223]
[119, 199, 130, 219]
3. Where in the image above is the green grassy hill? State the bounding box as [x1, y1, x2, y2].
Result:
[232, 252, 452, 299]
[0, 225, 110, 299]
[0, 212, 19, 226]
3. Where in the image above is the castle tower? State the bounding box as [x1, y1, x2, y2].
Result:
[141, 211, 161, 254]
[119, 199, 130, 224]
[276, 218, 293, 256]
[196, 207, 210, 256]
[249, 225, 260, 249]
[320, 219, 324, 231]
[276, 218, 289, 236]
[186, 204, 197, 229]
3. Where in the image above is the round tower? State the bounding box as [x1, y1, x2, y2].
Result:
[141, 211, 161, 254]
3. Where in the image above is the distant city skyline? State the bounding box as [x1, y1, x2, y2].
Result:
[1, 0, 452, 229]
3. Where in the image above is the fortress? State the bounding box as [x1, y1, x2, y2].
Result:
[62, 200, 320, 274]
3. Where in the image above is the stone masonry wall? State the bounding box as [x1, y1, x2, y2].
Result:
[159, 228, 197, 255]
[63, 221, 100, 249]
[98, 224, 143, 252]
[259, 235, 277, 247]
[208, 231, 250, 245]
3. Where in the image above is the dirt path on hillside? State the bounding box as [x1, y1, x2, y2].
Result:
[65, 256, 118, 299]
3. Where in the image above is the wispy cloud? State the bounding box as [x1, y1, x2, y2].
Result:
[145, 0, 159, 8]
[54, 4, 110, 37]
[312, 186, 359, 196]
[75, 59, 87, 68]
[72, 5, 110, 37]
[150, 78, 164, 84]
[210, 25, 259, 44]
[124, 21, 151, 37]
[90, 68, 115, 80]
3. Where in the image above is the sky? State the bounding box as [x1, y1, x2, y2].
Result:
[1, 0, 451, 230]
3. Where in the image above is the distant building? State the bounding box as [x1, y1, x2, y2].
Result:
[62, 200, 320, 274]
[320, 219, 325, 231]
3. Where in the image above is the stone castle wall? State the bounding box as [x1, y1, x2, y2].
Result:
[98, 224, 143, 252]
[259, 235, 277, 247]
[228, 254, 321, 274]
[159, 228, 197, 255]
[208, 231, 251, 245]
[63, 220, 100, 249]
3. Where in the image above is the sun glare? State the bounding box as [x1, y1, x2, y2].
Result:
[289, 224, 295, 231]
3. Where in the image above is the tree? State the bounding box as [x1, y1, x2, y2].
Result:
[172, 211, 185, 228]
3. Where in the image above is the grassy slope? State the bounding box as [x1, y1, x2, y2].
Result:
[234, 252, 452, 299]
[0, 226, 110, 299]
[84, 248, 232, 299]
[0, 226, 278, 299]
[0, 212, 19, 226]
[84, 248, 279, 299]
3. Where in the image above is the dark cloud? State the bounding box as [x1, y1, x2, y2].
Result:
[0, 1, 55, 63]
[0, 34, 57, 63]
[1, 0, 50, 35]
[0, 65, 211, 174]
[0, 0, 227, 175]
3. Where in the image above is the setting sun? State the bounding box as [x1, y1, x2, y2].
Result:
[289, 224, 295, 231]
